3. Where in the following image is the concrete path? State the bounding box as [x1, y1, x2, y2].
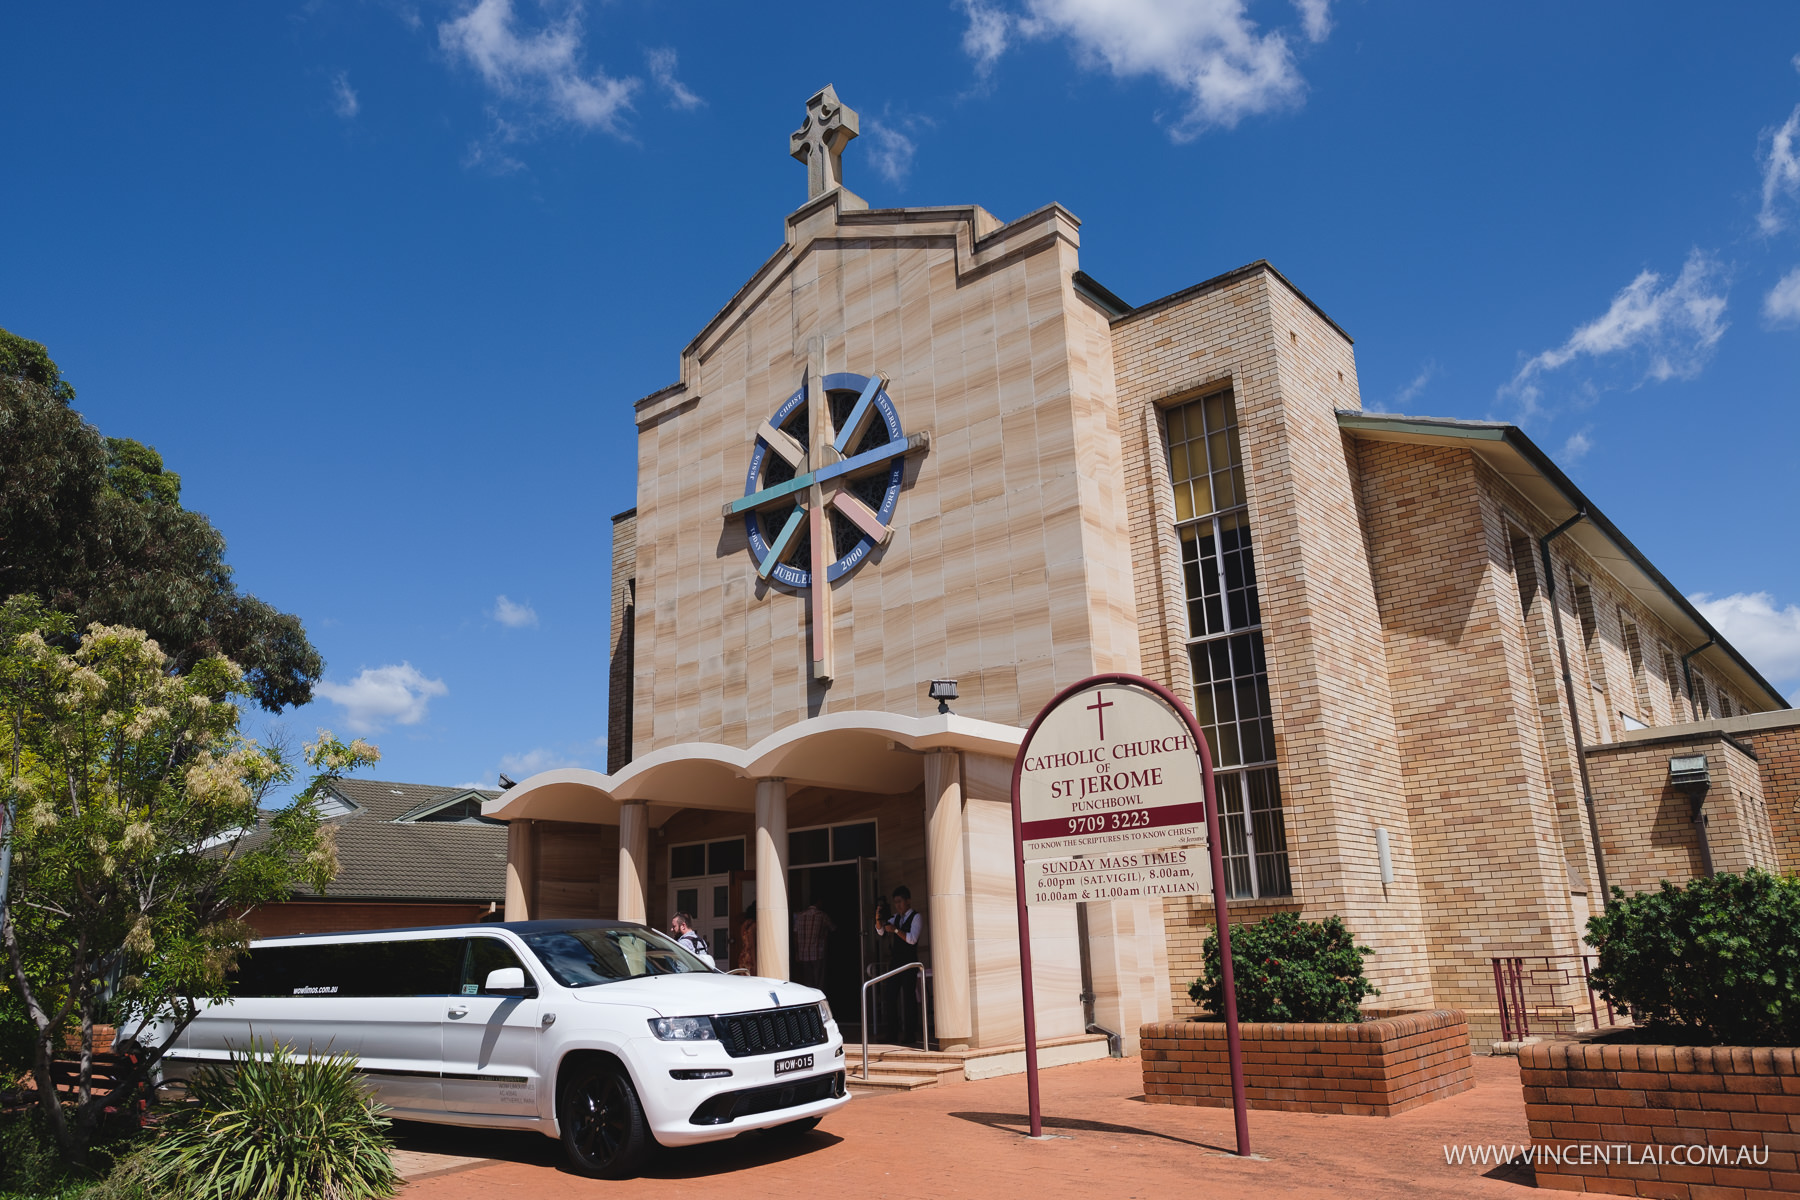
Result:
[395, 1054, 1537, 1199]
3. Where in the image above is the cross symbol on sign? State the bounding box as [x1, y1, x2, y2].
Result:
[1087, 692, 1114, 740]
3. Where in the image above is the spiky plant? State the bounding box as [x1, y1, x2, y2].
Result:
[142, 1040, 399, 1200]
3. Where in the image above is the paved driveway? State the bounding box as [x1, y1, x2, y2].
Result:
[395, 1054, 1536, 1199]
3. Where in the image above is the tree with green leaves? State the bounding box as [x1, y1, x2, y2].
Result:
[0, 327, 322, 713]
[0, 597, 378, 1163]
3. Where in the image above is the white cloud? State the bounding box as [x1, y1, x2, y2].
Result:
[646, 47, 701, 110]
[492, 594, 539, 628]
[1503, 250, 1729, 417]
[959, 0, 1012, 75]
[956, 0, 1329, 140]
[314, 663, 448, 734]
[1764, 265, 1800, 325]
[331, 71, 359, 119]
[1385, 360, 1436, 412]
[1758, 105, 1800, 235]
[500, 747, 583, 777]
[1560, 428, 1593, 461]
[1690, 591, 1800, 689]
[866, 119, 918, 184]
[1292, 0, 1330, 42]
[439, 0, 639, 136]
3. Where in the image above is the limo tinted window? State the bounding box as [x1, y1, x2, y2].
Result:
[461, 937, 533, 995]
[231, 938, 463, 998]
[519, 926, 709, 988]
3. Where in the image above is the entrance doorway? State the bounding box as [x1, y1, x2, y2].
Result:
[789, 862, 865, 1030]
[787, 818, 879, 1034]
[667, 835, 746, 966]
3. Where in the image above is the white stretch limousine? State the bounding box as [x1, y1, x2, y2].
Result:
[155, 920, 849, 1178]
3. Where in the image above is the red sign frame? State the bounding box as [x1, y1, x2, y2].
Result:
[1007, 671, 1251, 1156]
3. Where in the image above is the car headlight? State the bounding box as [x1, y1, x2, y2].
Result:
[818, 999, 833, 1024]
[648, 1016, 717, 1041]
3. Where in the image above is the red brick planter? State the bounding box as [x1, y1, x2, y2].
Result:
[1139, 1009, 1474, 1116]
[1520, 1040, 1800, 1195]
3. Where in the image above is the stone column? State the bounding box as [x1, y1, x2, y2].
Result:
[504, 819, 534, 922]
[618, 801, 649, 923]
[924, 751, 972, 1048]
[754, 779, 790, 981]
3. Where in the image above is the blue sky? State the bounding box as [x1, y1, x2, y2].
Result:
[5, 1, 1800, 794]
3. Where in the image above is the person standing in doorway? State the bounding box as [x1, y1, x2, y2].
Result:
[670, 912, 714, 967]
[874, 886, 922, 1045]
[793, 900, 836, 991]
[736, 903, 757, 974]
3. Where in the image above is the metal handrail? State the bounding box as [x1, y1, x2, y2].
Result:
[858, 962, 929, 1079]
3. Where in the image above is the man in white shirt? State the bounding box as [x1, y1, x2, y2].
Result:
[669, 912, 715, 969]
[874, 886, 922, 1044]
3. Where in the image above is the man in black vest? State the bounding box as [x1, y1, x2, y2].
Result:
[874, 885, 922, 1045]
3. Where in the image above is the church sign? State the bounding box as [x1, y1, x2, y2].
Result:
[1016, 682, 1213, 860]
[1007, 672, 1250, 1156]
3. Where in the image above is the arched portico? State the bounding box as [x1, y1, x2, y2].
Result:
[484, 710, 1024, 1047]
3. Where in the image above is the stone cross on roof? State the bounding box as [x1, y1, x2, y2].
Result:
[790, 85, 859, 200]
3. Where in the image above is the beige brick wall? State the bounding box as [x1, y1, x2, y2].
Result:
[630, 197, 1144, 757]
[1355, 440, 1584, 1032]
[1741, 720, 1800, 873]
[1586, 732, 1776, 895]
[1109, 264, 1431, 1016]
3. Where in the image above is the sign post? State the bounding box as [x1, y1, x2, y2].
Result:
[1007, 672, 1250, 1156]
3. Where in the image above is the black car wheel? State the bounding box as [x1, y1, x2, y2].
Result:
[558, 1061, 653, 1179]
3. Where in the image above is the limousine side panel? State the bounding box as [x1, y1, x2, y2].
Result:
[172, 995, 445, 1116]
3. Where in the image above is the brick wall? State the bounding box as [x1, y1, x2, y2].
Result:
[1109, 262, 1430, 1018]
[1139, 1009, 1474, 1116]
[1741, 721, 1800, 874]
[1357, 440, 1586, 1033]
[1520, 1040, 1800, 1196]
[1586, 732, 1777, 895]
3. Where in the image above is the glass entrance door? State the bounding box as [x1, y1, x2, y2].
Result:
[668, 875, 731, 965]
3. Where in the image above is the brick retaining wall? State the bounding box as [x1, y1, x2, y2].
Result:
[1520, 1040, 1800, 1195]
[1140, 1009, 1474, 1116]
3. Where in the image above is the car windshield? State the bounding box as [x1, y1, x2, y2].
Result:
[518, 926, 713, 988]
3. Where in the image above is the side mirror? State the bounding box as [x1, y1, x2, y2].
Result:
[484, 966, 534, 996]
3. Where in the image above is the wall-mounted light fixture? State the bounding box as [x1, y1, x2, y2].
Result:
[928, 678, 958, 715]
[1669, 753, 1714, 876]
[1375, 827, 1394, 887]
[1668, 754, 1709, 788]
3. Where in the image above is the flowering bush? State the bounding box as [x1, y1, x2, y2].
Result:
[1586, 870, 1800, 1046]
[1189, 911, 1379, 1023]
[0, 596, 377, 1163]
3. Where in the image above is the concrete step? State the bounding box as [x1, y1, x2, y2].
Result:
[846, 1071, 941, 1091]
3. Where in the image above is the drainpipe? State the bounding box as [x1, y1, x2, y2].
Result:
[1539, 511, 1614, 912]
[1680, 641, 1714, 722]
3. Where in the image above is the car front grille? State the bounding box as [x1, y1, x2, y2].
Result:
[688, 1070, 845, 1125]
[712, 1004, 827, 1059]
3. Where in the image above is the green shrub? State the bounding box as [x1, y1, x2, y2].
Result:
[1586, 869, 1800, 1046]
[0, 1109, 76, 1196]
[1190, 911, 1379, 1023]
[140, 1040, 398, 1200]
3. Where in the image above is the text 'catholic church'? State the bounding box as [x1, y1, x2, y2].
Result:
[486, 87, 1800, 1050]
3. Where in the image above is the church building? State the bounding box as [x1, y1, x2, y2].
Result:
[484, 87, 1797, 1049]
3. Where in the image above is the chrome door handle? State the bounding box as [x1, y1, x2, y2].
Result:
[448, 1006, 468, 1018]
